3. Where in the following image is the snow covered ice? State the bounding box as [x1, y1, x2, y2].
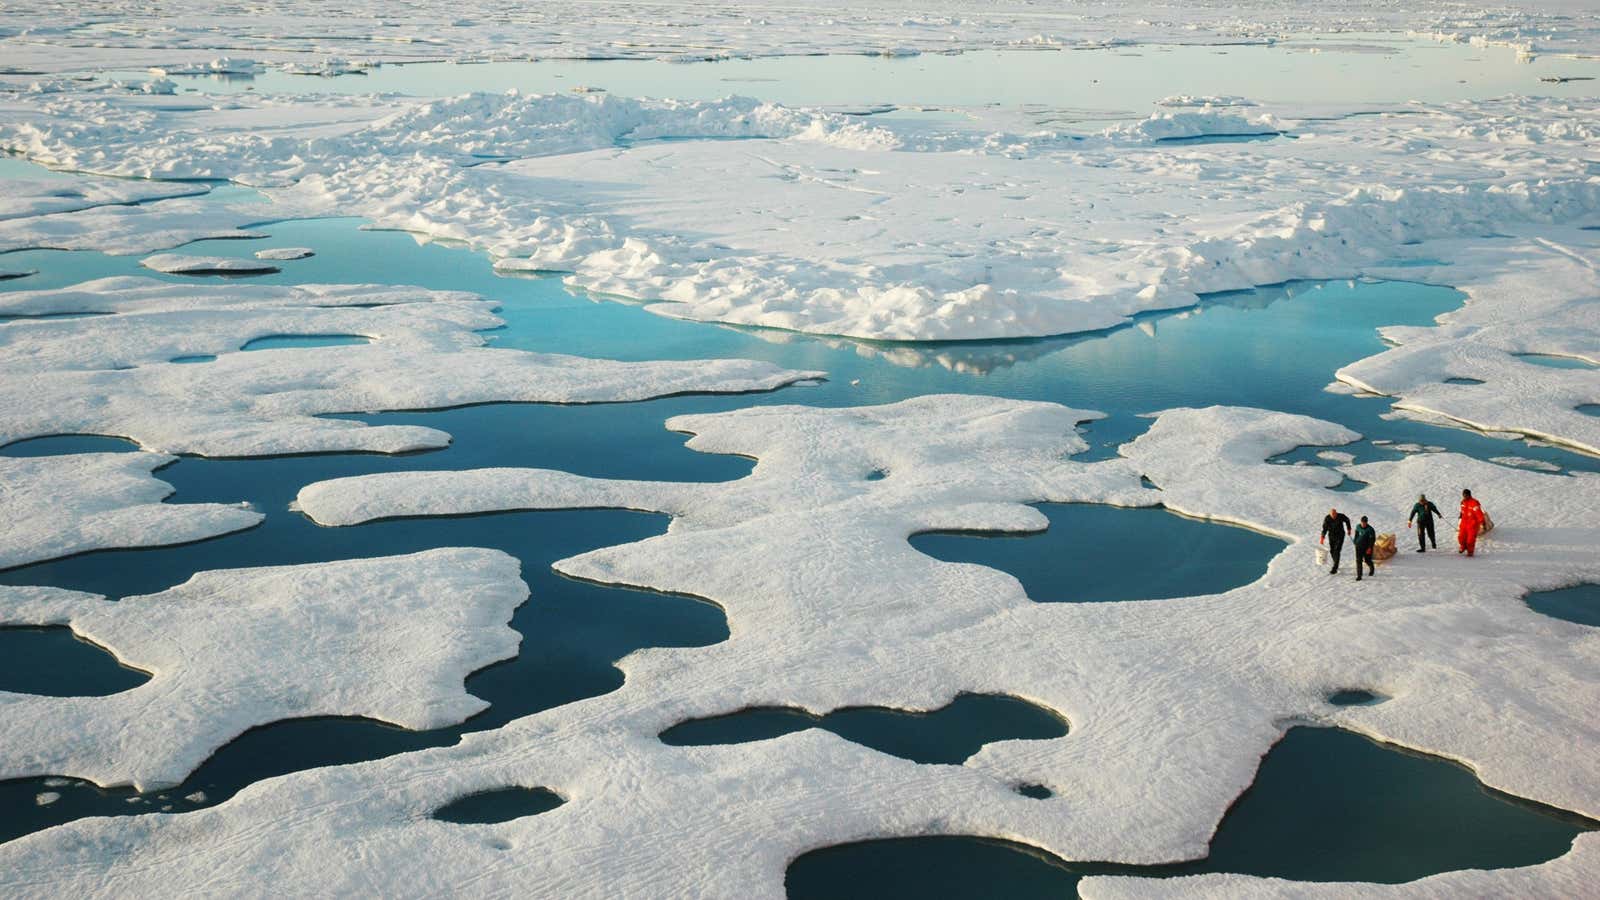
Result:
[0, 1, 1598, 897]
[6, 396, 1599, 895]
[0, 548, 528, 790]
[0, 452, 260, 569]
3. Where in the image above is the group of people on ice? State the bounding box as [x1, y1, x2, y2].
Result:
[1318, 489, 1489, 581]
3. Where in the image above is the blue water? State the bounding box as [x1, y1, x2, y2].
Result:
[0, 627, 149, 697]
[239, 334, 371, 351]
[658, 694, 1068, 766]
[432, 786, 565, 825]
[1327, 689, 1386, 706]
[3, 197, 1596, 873]
[909, 504, 1285, 604]
[1525, 584, 1600, 627]
[0, 434, 140, 456]
[784, 727, 1595, 896]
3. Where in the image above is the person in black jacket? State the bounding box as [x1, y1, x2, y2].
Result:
[1320, 508, 1353, 574]
[1407, 493, 1442, 552]
[1353, 516, 1378, 581]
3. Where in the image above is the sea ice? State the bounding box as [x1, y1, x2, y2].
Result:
[0, 278, 822, 456]
[0, 548, 528, 790]
[1338, 229, 1600, 456]
[0, 198, 266, 255]
[1, 1, 1596, 71]
[253, 247, 314, 260]
[58, 397, 1567, 896]
[0, 178, 205, 222]
[139, 254, 282, 275]
[0, 452, 261, 569]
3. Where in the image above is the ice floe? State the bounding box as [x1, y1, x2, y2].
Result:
[0, 178, 204, 222]
[0, 452, 260, 569]
[0, 197, 266, 255]
[140, 253, 281, 275]
[0, 548, 528, 789]
[1339, 229, 1600, 456]
[253, 246, 313, 260]
[5, 397, 1560, 895]
[0, 277, 820, 455]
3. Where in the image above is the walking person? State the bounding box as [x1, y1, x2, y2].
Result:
[1458, 488, 1485, 557]
[1353, 515, 1378, 581]
[1320, 507, 1353, 574]
[1407, 493, 1442, 552]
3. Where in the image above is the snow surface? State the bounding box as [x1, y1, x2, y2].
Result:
[0, 177, 204, 222]
[139, 253, 281, 274]
[0, 4, 1597, 891]
[3, 0, 1599, 73]
[3, 86, 1592, 454]
[0, 548, 528, 790]
[253, 246, 313, 260]
[5, 396, 1588, 894]
[0, 452, 261, 569]
[0, 277, 822, 456]
[0, 197, 266, 255]
[1338, 228, 1600, 456]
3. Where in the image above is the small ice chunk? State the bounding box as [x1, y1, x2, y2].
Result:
[254, 247, 315, 261]
[140, 254, 281, 275]
[34, 792, 60, 806]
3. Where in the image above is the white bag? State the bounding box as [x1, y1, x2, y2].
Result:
[1315, 546, 1329, 567]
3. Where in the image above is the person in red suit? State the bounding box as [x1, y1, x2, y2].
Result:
[1457, 488, 1485, 556]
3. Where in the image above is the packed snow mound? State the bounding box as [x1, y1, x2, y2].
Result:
[0, 548, 528, 789]
[140, 253, 281, 274]
[1104, 106, 1282, 142]
[10, 396, 1598, 895]
[279, 56, 375, 76]
[0, 452, 261, 569]
[152, 57, 262, 76]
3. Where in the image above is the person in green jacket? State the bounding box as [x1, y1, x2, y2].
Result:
[1407, 493, 1442, 553]
[1352, 516, 1377, 581]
